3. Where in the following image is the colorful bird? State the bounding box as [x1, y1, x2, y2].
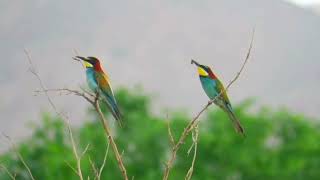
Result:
[75, 56, 122, 123]
[191, 59, 245, 136]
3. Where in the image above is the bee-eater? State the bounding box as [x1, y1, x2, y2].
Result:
[191, 59, 245, 136]
[75, 56, 122, 123]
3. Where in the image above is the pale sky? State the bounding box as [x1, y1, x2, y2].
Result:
[287, 0, 320, 6]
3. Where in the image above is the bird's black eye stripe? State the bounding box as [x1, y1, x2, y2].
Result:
[87, 57, 98, 64]
[200, 65, 207, 71]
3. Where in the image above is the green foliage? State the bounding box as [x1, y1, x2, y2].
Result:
[1, 88, 320, 179]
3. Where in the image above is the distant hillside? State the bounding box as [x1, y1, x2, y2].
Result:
[309, 4, 320, 14]
[0, 0, 320, 146]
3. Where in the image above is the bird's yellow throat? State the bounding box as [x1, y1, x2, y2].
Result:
[83, 61, 93, 68]
[197, 67, 208, 76]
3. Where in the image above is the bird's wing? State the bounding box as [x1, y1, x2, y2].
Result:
[215, 79, 244, 136]
[94, 71, 116, 100]
[94, 71, 122, 120]
[215, 79, 231, 104]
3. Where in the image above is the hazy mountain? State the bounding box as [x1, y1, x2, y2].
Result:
[309, 4, 320, 14]
[1, 0, 320, 149]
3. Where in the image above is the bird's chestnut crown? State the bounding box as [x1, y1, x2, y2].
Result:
[86, 57, 100, 65]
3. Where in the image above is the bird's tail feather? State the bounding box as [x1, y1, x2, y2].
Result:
[110, 105, 124, 127]
[225, 104, 245, 137]
[101, 92, 124, 127]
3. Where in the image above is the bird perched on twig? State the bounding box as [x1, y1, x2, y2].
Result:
[191, 59, 245, 136]
[74, 56, 122, 125]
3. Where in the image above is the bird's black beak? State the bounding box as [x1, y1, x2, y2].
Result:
[73, 56, 87, 61]
[73, 56, 92, 64]
[191, 59, 200, 66]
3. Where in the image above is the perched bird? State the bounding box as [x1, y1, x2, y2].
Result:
[75, 56, 122, 123]
[191, 59, 245, 136]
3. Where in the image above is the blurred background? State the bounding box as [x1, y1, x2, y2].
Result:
[1, 0, 320, 179]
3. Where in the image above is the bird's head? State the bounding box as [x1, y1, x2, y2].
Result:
[191, 59, 217, 79]
[74, 56, 101, 69]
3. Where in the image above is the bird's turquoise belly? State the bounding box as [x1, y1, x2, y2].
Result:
[86, 69, 98, 92]
[200, 77, 218, 99]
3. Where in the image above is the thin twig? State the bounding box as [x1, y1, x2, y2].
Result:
[65, 160, 79, 176]
[1, 133, 35, 180]
[225, 28, 255, 90]
[185, 124, 199, 180]
[89, 157, 99, 180]
[80, 144, 91, 158]
[24, 49, 86, 180]
[167, 122, 175, 147]
[166, 114, 175, 147]
[98, 142, 110, 180]
[35, 88, 94, 103]
[34, 86, 128, 180]
[162, 29, 255, 180]
[90, 142, 110, 180]
[25, 49, 67, 119]
[72, 49, 86, 69]
[94, 101, 128, 180]
[79, 86, 96, 98]
[0, 164, 16, 180]
[68, 123, 84, 180]
[89, 142, 110, 180]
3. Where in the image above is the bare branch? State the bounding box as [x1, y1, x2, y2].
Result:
[33, 85, 128, 180]
[166, 114, 175, 147]
[34, 88, 94, 104]
[167, 121, 175, 147]
[162, 29, 255, 180]
[25, 49, 67, 119]
[79, 86, 96, 98]
[94, 101, 128, 180]
[64, 160, 79, 176]
[185, 124, 199, 180]
[24, 49, 85, 180]
[0, 164, 16, 180]
[81, 144, 91, 158]
[72, 49, 86, 69]
[225, 28, 255, 90]
[98, 142, 110, 180]
[1, 133, 35, 180]
[90, 142, 110, 180]
[67, 123, 84, 180]
[89, 157, 99, 180]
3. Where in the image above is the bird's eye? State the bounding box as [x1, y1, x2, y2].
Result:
[201, 66, 207, 72]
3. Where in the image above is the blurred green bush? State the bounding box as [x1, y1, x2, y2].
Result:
[1, 88, 319, 180]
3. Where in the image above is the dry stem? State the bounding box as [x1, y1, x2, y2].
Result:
[1, 134, 35, 180]
[94, 101, 128, 180]
[89, 142, 110, 180]
[24, 49, 89, 180]
[0, 163, 16, 180]
[185, 124, 199, 180]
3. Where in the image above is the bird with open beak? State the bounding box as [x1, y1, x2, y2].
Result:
[74, 56, 122, 124]
[191, 59, 245, 136]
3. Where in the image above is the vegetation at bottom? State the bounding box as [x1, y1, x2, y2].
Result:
[1, 88, 320, 180]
